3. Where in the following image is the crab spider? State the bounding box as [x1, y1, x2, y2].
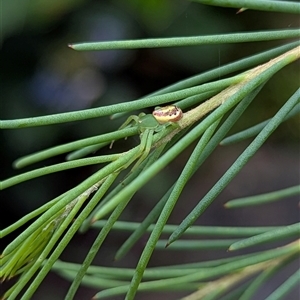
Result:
[113, 105, 183, 171]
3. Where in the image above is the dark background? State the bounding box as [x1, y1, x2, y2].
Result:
[1, 1, 299, 299]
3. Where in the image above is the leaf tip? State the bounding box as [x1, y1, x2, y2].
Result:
[223, 202, 230, 208]
[236, 8, 247, 14]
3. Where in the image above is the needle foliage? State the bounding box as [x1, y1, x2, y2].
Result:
[1, 1, 299, 300]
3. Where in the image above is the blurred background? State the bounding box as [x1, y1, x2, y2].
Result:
[1, 0, 299, 299]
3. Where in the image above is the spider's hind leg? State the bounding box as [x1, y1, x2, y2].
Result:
[131, 129, 154, 172]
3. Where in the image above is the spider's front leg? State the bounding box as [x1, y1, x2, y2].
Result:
[110, 115, 142, 149]
[119, 115, 142, 130]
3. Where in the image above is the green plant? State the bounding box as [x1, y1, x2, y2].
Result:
[1, 1, 300, 299]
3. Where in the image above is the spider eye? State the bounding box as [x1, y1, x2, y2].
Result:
[152, 105, 183, 124]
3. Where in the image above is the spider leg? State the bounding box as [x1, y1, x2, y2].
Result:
[110, 115, 140, 149]
[131, 129, 154, 172]
[112, 129, 153, 175]
[120, 115, 140, 130]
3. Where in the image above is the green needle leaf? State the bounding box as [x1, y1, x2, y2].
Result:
[228, 223, 300, 251]
[225, 185, 300, 208]
[69, 30, 300, 51]
[192, 0, 300, 14]
[2, 155, 120, 190]
[13, 127, 137, 168]
[0, 77, 238, 129]
[264, 268, 300, 300]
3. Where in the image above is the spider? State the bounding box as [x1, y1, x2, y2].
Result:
[115, 105, 183, 170]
